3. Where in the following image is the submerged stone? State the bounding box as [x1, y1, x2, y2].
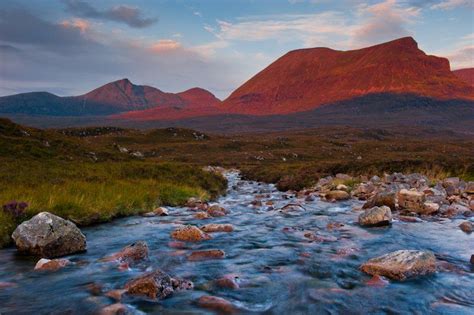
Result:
[188, 249, 225, 261]
[34, 258, 71, 271]
[197, 295, 235, 314]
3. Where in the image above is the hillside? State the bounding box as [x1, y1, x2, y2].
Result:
[453, 68, 474, 86]
[220, 37, 474, 115]
[111, 87, 223, 120]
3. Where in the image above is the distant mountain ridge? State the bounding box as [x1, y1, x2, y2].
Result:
[220, 37, 473, 115]
[0, 79, 221, 116]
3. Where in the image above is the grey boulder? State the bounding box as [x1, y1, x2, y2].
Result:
[12, 212, 86, 258]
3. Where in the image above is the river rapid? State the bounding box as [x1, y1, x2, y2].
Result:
[0, 171, 473, 314]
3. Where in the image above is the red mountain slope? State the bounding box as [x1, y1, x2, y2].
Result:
[453, 68, 474, 86]
[220, 37, 474, 115]
[79, 78, 183, 110]
[111, 87, 222, 120]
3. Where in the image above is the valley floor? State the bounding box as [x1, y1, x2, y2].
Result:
[1, 118, 473, 248]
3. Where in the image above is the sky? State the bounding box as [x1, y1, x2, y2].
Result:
[0, 0, 472, 98]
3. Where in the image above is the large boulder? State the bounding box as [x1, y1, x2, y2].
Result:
[358, 206, 392, 227]
[360, 250, 436, 280]
[12, 212, 86, 258]
[397, 189, 426, 213]
[124, 269, 193, 300]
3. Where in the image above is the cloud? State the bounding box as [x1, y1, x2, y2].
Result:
[206, 12, 350, 48]
[0, 8, 95, 53]
[352, 0, 420, 47]
[431, 0, 474, 10]
[205, 1, 421, 50]
[150, 39, 182, 52]
[60, 18, 91, 33]
[437, 33, 474, 69]
[62, 0, 157, 28]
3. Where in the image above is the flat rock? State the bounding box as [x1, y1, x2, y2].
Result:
[171, 225, 211, 242]
[358, 206, 392, 226]
[360, 250, 436, 280]
[188, 249, 225, 261]
[200, 224, 234, 233]
[12, 212, 86, 258]
[197, 295, 235, 314]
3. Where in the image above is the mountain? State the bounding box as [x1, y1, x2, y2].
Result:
[220, 37, 474, 115]
[111, 87, 223, 120]
[79, 78, 184, 111]
[0, 79, 220, 116]
[0, 91, 122, 116]
[453, 68, 474, 86]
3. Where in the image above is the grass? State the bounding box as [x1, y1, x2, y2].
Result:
[0, 159, 227, 248]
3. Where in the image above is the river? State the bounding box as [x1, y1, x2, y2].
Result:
[0, 171, 473, 314]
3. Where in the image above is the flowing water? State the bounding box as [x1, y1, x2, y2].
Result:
[0, 171, 473, 314]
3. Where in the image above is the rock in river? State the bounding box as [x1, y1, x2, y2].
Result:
[363, 192, 396, 210]
[101, 241, 149, 264]
[197, 295, 235, 314]
[459, 221, 473, 234]
[358, 206, 392, 226]
[200, 224, 234, 233]
[12, 212, 86, 258]
[171, 225, 211, 242]
[360, 250, 436, 280]
[324, 190, 350, 201]
[397, 189, 426, 213]
[34, 258, 71, 271]
[207, 204, 228, 217]
[188, 249, 225, 261]
[124, 269, 193, 300]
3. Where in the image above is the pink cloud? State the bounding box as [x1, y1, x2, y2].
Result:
[60, 18, 91, 33]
